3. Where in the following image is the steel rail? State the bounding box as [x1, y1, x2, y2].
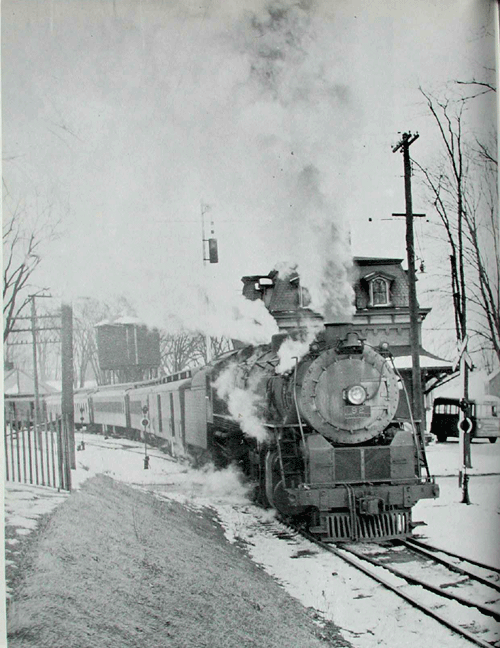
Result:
[299, 530, 496, 648]
[342, 544, 500, 622]
[401, 540, 500, 592]
[405, 537, 500, 574]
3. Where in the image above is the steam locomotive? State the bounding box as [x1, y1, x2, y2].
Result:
[30, 325, 438, 542]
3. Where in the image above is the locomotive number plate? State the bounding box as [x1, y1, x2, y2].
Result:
[344, 405, 371, 419]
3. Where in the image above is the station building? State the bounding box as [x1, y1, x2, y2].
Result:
[242, 257, 453, 430]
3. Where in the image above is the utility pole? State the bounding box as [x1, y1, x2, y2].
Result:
[25, 293, 55, 432]
[8, 297, 75, 474]
[392, 132, 426, 450]
[61, 303, 75, 469]
[30, 296, 41, 435]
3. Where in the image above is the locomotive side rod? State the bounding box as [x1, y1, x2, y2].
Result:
[299, 529, 495, 648]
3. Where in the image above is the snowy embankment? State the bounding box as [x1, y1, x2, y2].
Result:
[6, 475, 338, 648]
[4, 432, 500, 648]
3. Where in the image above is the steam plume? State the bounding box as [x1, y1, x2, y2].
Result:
[214, 363, 269, 442]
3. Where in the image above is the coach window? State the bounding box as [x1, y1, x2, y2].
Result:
[369, 277, 391, 307]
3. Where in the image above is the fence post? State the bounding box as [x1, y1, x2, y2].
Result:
[22, 427, 27, 483]
[4, 420, 10, 482]
[10, 425, 15, 483]
[39, 423, 45, 486]
[45, 424, 51, 487]
[16, 426, 22, 483]
[57, 419, 64, 491]
[27, 424, 33, 484]
[64, 415, 72, 491]
[50, 421, 56, 487]
[33, 417, 39, 485]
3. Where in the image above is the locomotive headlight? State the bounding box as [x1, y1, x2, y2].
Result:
[345, 385, 367, 406]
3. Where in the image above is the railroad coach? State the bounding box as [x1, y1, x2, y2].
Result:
[91, 385, 128, 431]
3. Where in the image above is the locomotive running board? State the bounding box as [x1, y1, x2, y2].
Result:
[309, 510, 411, 542]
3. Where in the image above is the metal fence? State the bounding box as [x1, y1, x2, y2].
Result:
[4, 414, 72, 491]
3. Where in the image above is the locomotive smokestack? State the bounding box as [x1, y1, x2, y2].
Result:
[336, 332, 364, 355]
[323, 323, 356, 347]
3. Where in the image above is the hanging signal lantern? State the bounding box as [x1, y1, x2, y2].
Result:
[208, 238, 219, 264]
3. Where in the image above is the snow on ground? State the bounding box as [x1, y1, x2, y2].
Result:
[4, 485, 67, 535]
[4, 432, 500, 647]
[417, 440, 500, 569]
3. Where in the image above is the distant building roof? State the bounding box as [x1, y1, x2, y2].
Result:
[432, 369, 491, 400]
[4, 368, 59, 397]
[114, 316, 144, 325]
[393, 354, 454, 372]
[95, 316, 144, 328]
[354, 256, 404, 265]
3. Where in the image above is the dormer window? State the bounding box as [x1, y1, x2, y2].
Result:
[290, 275, 311, 308]
[361, 271, 394, 307]
[254, 277, 274, 291]
[299, 286, 312, 308]
[370, 277, 390, 306]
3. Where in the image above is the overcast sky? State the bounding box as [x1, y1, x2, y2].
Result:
[2, 0, 497, 344]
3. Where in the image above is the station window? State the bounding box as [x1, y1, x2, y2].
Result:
[369, 277, 391, 307]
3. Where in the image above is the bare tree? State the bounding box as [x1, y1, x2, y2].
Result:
[160, 333, 203, 374]
[160, 332, 233, 374]
[461, 160, 500, 363]
[3, 186, 60, 342]
[209, 335, 233, 360]
[73, 299, 110, 387]
[417, 84, 499, 364]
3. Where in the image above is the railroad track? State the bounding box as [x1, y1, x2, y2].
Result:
[402, 537, 500, 593]
[78, 435, 178, 462]
[299, 529, 500, 648]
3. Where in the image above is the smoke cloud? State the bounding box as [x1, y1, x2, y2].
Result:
[188, 463, 252, 503]
[276, 318, 323, 373]
[214, 362, 269, 442]
[4, 0, 358, 342]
